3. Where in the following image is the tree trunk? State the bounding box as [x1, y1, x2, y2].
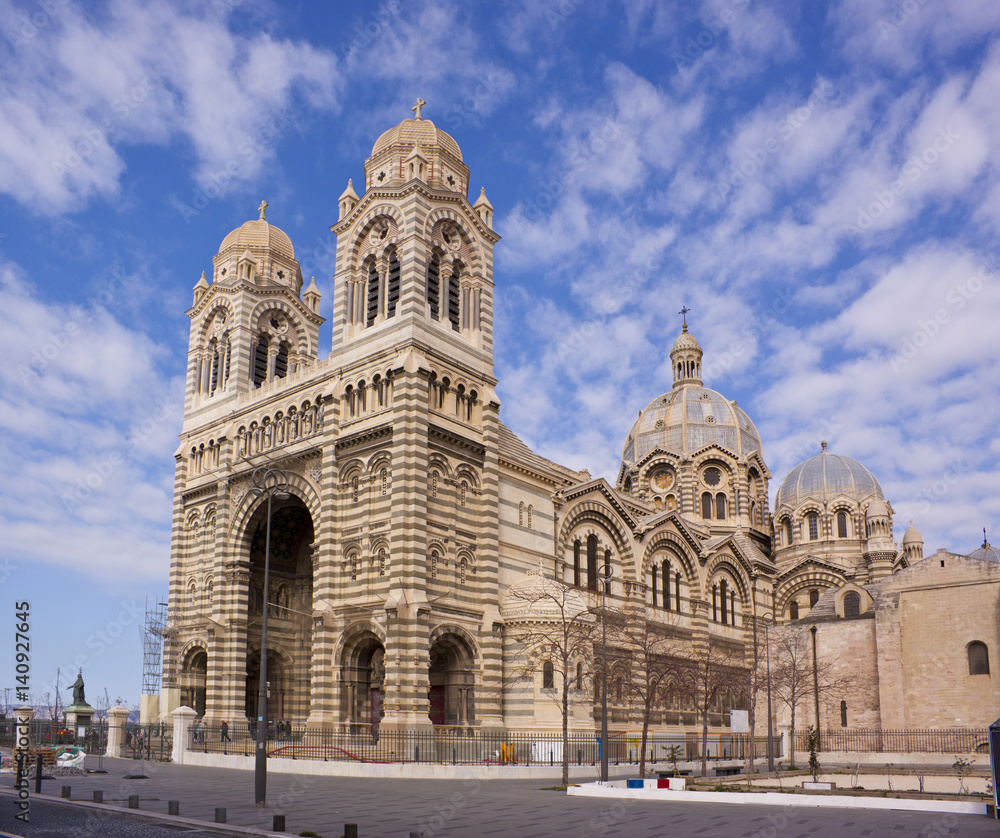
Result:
[700, 706, 709, 777]
[639, 697, 650, 778]
[561, 673, 570, 787]
[789, 701, 796, 767]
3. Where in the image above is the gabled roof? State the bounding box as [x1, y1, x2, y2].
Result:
[497, 422, 585, 486]
[775, 554, 845, 583]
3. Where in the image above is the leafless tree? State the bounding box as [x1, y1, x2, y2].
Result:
[503, 572, 596, 786]
[605, 607, 689, 778]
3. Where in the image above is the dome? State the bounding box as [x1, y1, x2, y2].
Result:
[775, 443, 883, 510]
[968, 533, 1000, 562]
[622, 386, 762, 465]
[902, 521, 923, 544]
[866, 498, 890, 519]
[219, 202, 295, 260]
[371, 117, 463, 162]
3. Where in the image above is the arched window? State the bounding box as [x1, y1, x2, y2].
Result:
[573, 539, 581, 587]
[675, 572, 681, 611]
[386, 252, 400, 317]
[808, 513, 819, 541]
[843, 591, 861, 617]
[651, 564, 658, 607]
[518, 502, 524, 527]
[968, 641, 990, 675]
[662, 559, 672, 611]
[716, 493, 727, 520]
[837, 511, 848, 538]
[366, 261, 379, 326]
[809, 589, 819, 607]
[701, 492, 713, 519]
[381, 468, 388, 496]
[252, 335, 269, 387]
[784, 519, 793, 546]
[430, 472, 438, 498]
[206, 578, 214, 604]
[352, 476, 360, 503]
[542, 660, 554, 689]
[187, 580, 197, 603]
[378, 548, 387, 577]
[576, 662, 583, 691]
[461, 482, 468, 508]
[459, 556, 467, 585]
[720, 579, 728, 624]
[586, 535, 598, 592]
[841, 700, 848, 727]
[209, 339, 220, 394]
[527, 505, 533, 528]
[789, 600, 799, 620]
[429, 550, 438, 579]
[447, 269, 460, 330]
[426, 252, 440, 319]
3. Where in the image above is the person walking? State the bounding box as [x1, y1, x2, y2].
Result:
[220, 720, 230, 742]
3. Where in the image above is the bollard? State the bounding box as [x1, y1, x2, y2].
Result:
[168, 800, 180, 815]
[61, 785, 71, 799]
[128, 794, 139, 808]
[215, 807, 227, 823]
[345, 825, 358, 838]
[578, 749, 582, 766]
[93, 790, 103, 803]
[272, 814, 285, 831]
[34, 754, 43, 794]
[550, 750, 553, 767]
[453, 747, 456, 765]
[415, 745, 419, 762]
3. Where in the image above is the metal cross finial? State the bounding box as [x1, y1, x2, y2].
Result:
[679, 305, 691, 330]
[412, 98, 427, 120]
[258, 200, 268, 220]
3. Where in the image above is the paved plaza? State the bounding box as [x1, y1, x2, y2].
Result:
[2, 757, 998, 837]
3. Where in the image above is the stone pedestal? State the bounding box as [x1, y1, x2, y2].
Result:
[171, 706, 197, 765]
[65, 704, 94, 735]
[106, 706, 130, 758]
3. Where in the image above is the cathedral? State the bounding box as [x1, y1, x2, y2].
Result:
[159, 105, 998, 740]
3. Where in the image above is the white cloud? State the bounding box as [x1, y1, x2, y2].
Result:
[0, 262, 181, 581]
[0, 0, 341, 214]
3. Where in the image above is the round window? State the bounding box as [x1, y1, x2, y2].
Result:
[703, 467, 722, 486]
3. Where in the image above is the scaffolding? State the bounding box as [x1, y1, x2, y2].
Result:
[141, 599, 170, 695]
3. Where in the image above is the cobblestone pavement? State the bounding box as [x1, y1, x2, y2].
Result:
[2, 757, 997, 837]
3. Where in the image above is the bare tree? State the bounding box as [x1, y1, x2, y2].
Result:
[766, 625, 842, 766]
[606, 608, 689, 778]
[678, 639, 750, 777]
[503, 572, 596, 786]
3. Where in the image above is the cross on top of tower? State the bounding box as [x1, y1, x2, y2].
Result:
[412, 98, 427, 120]
[258, 200, 268, 220]
[679, 305, 691, 331]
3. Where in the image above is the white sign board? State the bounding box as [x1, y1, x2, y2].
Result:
[729, 709, 749, 733]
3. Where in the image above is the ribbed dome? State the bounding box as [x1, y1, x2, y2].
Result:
[968, 536, 1000, 562]
[500, 571, 589, 622]
[371, 118, 463, 161]
[775, 444, 883, 510]
[621, 387, 761, 466]
[219, 216, 294, 260]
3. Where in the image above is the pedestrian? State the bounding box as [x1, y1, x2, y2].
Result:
[192, 719, 201, 745]
[221, 720, 230, 742]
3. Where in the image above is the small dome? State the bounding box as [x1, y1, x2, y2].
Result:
[775, 444, 883, 511]
[622, 386, 761, 465]
[866, 498, 890, 519]
[968, 533, 1000, 562]
[371, 117, 463, 162]
[672, 329, 700, 352]
[902, 521, 923, 544]
[219, 203, 295, 260]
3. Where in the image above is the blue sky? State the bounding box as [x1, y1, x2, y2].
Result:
[1, 0, 998, 711]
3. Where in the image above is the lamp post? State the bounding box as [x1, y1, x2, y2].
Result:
[761, 613, 775, 772]
[250, 466, 289, 808]
[599, 561, 614, 783]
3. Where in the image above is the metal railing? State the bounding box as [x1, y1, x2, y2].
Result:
[186, 723, 777, 765]
[796, 728, 989, 754]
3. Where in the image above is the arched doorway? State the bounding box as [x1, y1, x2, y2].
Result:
[180, 647, 207, 716]
[340, 631, 385, 736]
[245, 648, 286, 723]
[244, 496, 314, 722]
[428, 634, 476, 728]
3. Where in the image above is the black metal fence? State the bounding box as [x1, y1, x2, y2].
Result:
[796, 728, 989, 754]
[120, 722, 173, 761]
[0, 718, 172, 761]
[188, 723, 773, 765]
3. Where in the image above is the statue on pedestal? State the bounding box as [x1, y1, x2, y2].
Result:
[69, 672, 86, 707]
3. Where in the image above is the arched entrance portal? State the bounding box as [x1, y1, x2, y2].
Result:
[244, 496, 314, 722]
[340, 632, 385, 735]
[180, 647, 207, 716]
[245, 649, 286, 722]
[428, 634, 476, 728]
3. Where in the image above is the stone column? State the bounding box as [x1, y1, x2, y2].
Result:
[106, 706, 130, 758]
[171, 706, 197, 765]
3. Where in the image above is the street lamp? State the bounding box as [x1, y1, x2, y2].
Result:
[761, 613, 775, 772]
[249, 466, 289, 808]
[599, 561, 614, 783]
